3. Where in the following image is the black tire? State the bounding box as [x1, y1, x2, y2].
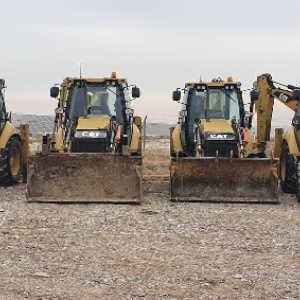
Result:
[279, 143, 296, 193]
[0, 137, 23, 185]
[296, 186, 300, 203]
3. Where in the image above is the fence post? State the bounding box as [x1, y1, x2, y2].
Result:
[143, 115, 147, 152]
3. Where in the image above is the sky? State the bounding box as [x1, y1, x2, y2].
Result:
[1, 0, 300, 124]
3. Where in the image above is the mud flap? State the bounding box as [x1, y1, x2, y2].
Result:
[27, 154, 142, 203]
[170, 157, 279, 203]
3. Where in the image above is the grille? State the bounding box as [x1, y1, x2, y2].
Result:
[71, 138, 107, 153]
[204, 140, 237, 157]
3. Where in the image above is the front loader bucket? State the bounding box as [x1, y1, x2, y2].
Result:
[170, 157, 279, 203]
[27, 154, 142, 203]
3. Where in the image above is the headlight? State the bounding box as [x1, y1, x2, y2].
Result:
[179, 110, 187, 117]
[278, 93, 289, 102]
[245, 112, 254, 118]
[126, 108, 134, 115]
[55, 107, 64, 114]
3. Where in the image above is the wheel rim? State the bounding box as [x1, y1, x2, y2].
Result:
[10, 147, 21, 176]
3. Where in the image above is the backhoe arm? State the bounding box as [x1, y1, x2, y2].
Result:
[251, 73, 298, 155]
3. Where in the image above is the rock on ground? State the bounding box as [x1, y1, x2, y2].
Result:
[0, 184, 299, 300]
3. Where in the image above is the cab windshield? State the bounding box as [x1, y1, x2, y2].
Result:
[87, 85, 116, 117]
[187, 87, 241, 122]
[65, 82, 125, 122]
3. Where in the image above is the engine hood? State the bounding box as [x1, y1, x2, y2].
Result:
[77, 116, 111, 130]
[200, 119, 234, 134]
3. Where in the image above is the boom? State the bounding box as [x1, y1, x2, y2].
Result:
[251, 73, 298, 155]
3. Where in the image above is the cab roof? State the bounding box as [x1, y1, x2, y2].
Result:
[185, 77, 241, 89]
[62, 77, 128, 85]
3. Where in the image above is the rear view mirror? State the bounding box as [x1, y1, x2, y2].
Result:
[250, 89, 259, 102]
[50, 86, 60, 98]
[5, 112, 11, 122]
[132, 86, 140, 98]
[172, 90, 181, 101]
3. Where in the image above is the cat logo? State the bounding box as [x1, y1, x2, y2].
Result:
[78, 131, 107, 138]
[82, 131, 102, 137]
[75, 130, 107, 138]
[210, 134, 227, 139]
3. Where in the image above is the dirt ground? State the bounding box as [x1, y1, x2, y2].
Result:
[0, 139, 299, 300]
[0, 185, 299, 300]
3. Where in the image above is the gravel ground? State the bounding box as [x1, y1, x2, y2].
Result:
[0, 183, 299, 300]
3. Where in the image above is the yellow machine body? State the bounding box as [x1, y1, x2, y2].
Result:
[0, 79, 29, 185]
[170, 76, 278, 203]
[27, 74, 142, 203]
[254, 74, 300, 202]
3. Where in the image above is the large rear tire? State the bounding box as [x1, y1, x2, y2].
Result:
[0, 136, 23, 185]
[279, 143, 296, 193]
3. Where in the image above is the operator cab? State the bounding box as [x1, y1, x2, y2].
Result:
[173, 78, 245, 125]
[172, 77, 246, 157]
[186, 86, 243, 123]
[64, 81, 121, 122]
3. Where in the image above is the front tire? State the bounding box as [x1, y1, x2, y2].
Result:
[0, 136, 23, 185]
[279, 143, 296, 193]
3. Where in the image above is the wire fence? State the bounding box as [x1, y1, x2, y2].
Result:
[12, 113, 292, 140]
[11, 113, 176, 138]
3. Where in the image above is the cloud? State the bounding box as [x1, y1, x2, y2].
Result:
[1, 0, 300, 123]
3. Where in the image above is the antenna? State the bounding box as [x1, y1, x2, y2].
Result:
[79, 62, 82, 78]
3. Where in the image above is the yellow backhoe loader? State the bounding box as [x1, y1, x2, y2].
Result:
[0, 79, 29, 185]
[170, 76, 278, 203]
[27, 72, 142, 203]
[251, 73, 300, 203]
